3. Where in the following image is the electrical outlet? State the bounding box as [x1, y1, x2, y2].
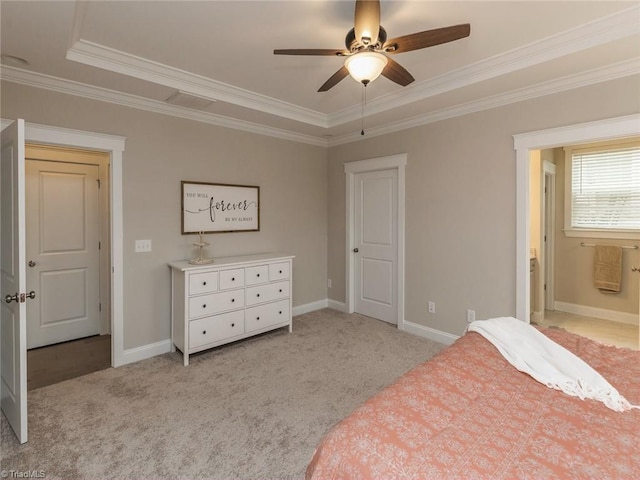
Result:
[467, 309, 475, 323]
[428, 301, 436, 314]
[327, 278, 332, 288]
[135, 239, 152, 252]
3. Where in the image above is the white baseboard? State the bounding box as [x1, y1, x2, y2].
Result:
[292, 298, 349, 316]
[118, 302, 469, 367]
[402, 320, 460, 346]
[554, 301, 639, 326]
[327, 299, 347, 312]
[121, 339, 172, 366]
[293, 299, 328, 316]
[118, 299, 335, 367]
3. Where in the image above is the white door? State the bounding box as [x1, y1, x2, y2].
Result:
[25, 160, 101, 349]
[353, 169, 398, 324]
[1, 119, 28, 444]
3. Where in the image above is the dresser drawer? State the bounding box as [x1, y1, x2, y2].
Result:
[219, 268, 245, 290]
[189, 271, 218, 295]
[188, 289, 245, 319]
[245, 299, 290, 333]
[246, 280, 289, 306]
[189, 310, 245, 348]
[246, 265, 268, 285]
[269, 262, 290, 281]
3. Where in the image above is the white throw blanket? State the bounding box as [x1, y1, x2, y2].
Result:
[467, 317, 639, 412]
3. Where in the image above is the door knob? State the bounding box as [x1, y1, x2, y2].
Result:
[353, 248, 359, 253]
[4, 293, 19, 304]
[4, 291, 36, 303]
[28, 260, 36, 267]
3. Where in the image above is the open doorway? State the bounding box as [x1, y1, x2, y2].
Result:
[25, 144, 111, 389]
[529, 151, 556, 323]
[515, 116, 640, 348]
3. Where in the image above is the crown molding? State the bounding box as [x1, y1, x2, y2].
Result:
[3, 55, 637, 149]
[0, 66, 328, 147]
[65, 5, 640, 131]
[328, 4, 640, 127]
[66, 39, 329, 128]
[328, 58, 640, 147]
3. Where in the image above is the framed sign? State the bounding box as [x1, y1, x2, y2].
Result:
[181, 181, 260, 234]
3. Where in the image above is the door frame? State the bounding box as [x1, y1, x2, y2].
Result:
[345, 154, 406, 329]
[513, 113, 639, 321]
[4, 120, 126, 366]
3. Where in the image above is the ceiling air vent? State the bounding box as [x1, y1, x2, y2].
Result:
[165, 91, 216, 110]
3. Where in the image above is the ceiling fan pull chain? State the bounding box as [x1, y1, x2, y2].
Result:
[361, 82, 367, 136]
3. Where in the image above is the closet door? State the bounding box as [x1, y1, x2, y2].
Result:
[353, 169, 398, 324]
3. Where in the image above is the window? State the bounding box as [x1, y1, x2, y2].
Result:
[564, 141, 640, 238]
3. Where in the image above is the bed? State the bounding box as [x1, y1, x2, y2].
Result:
[306, 325, 640, 479]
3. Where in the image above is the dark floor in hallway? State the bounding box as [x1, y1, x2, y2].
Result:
[28, 334, 111, 390]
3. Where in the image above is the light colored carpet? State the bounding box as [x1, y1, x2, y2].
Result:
[1, 309, 445, 479]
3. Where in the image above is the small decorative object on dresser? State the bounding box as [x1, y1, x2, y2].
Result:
[169, 253, 294, 365]
[188, 231, 214, 265]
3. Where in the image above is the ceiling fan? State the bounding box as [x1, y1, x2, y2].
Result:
[274, 0, 470, 92]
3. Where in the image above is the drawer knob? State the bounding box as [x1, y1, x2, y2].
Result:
[231, 277, 235, 281]
[202, 304, 207, 308]
[257, 273, 260, 277]
[203, 281, 207, 286]
[279, 311, 283, 315]
[202, 330, 207, 335]
[279, 289, 282, 293]
[279, 270, 282, 274]
[257, 293, 260, 297]
[231, 298, 235, 303]
[231, 323, 235, 327]
[257, 316, 260, 321]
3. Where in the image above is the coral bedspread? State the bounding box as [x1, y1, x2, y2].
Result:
[306, 328, 640, 479]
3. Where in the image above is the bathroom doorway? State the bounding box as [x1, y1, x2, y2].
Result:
[527, 140, 639, 350]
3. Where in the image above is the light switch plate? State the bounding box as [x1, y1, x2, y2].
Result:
[135, 239, 152, 252]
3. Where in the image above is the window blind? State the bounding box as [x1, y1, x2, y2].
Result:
[571, 146, 640, 230]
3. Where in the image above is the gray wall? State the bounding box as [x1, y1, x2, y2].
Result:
[1, 82, 328, 349]
[3, 73, 639, 350]
[327, 75, 640, 337]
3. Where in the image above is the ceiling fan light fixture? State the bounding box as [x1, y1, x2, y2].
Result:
[344, 51, 388, 85]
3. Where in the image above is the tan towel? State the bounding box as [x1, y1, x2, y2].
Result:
[593, 245, 622, 293]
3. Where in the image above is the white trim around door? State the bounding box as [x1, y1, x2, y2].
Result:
[16, 121, 127, 367]
[513, 113, 640, 322]
[345, 154, 406, 329]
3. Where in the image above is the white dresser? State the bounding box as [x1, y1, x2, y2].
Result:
[169, 253, 294, 365]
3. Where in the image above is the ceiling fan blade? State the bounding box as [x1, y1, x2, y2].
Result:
[274, 49, 348, 56]
[354, 0, 380, 46]
[384, 24, 470, 54]
[381, 58, 415, 87]
[318, 66, 350, 92]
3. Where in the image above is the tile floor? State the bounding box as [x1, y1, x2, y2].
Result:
[537, 310, 639, 350]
